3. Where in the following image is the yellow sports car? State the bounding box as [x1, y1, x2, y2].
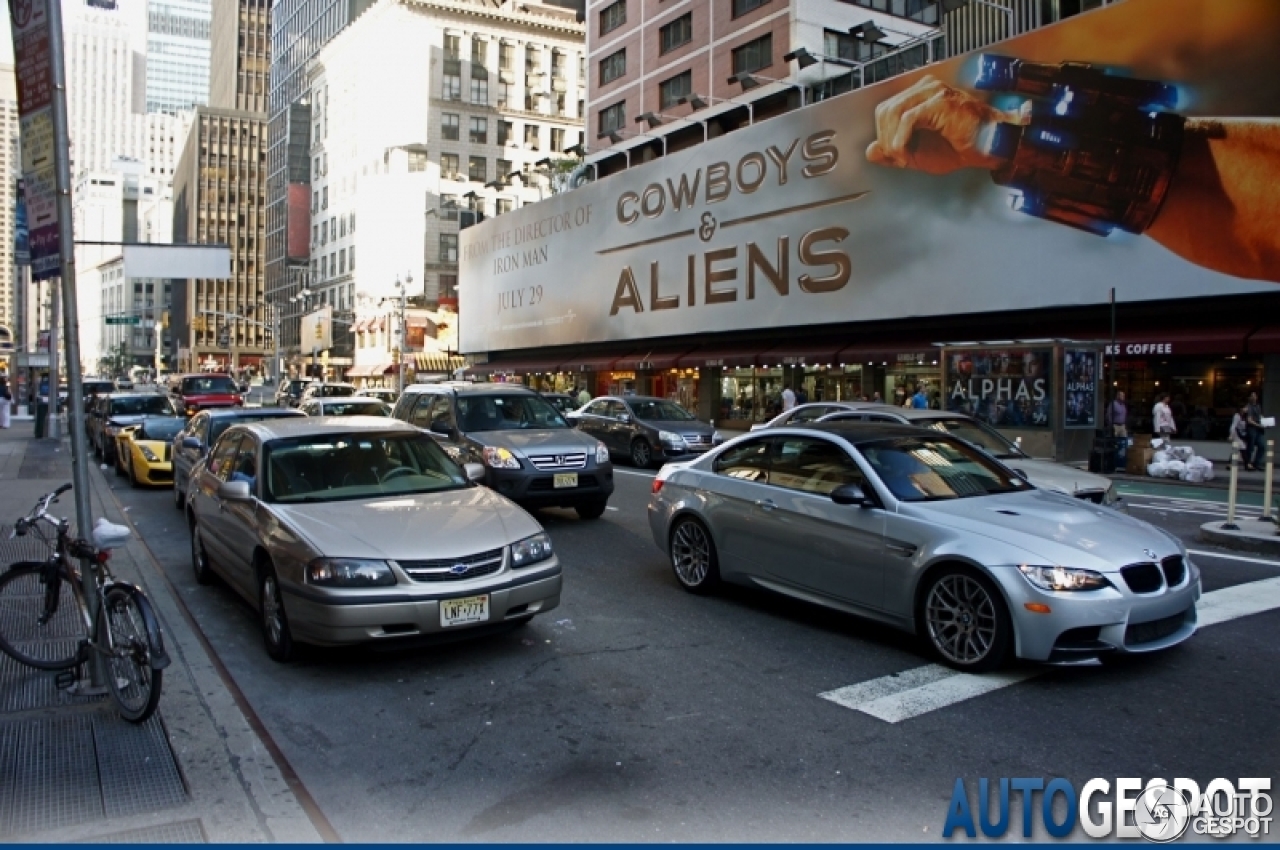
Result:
[115, 416, 186, 487]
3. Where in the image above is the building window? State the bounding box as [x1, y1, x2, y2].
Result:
[349, 246, 355, 270]
[599, 49, 626, 86]
[408, 150, 427, 172]
[441, 195, 459, 220]
[555, 92, 568, 115]
[439, 233, 458, 263]
[524, 124, 540, 150]
[444, 34, 460, 59]
[732, 33, 773, 75]
[497, 158, 512, 178]
[471, 37, 486, 68]
[441, 153, 460, 179]
[551, 127, 565, 153]
[551, 50, 566, 79]
[470, 117, 488, 144]
[599, 0, 626, 34]
[497, 120, 512, 145]
[339, 251, 346, 275]
[525, 46, 540, 74]
[442, 113, 460, 140]
[659, 70, 692, 109]
[659, 13, 692, 55]
[440, 274, 458, 298]
[468, 155, 487, 181]
[499, 42, 514, 71]
[443, 72, 461, 100]
[731, 0, 770, 18]
[496, 197, 513, 216]
[470, 76, 489, 103]
[598, 101, 626, 135]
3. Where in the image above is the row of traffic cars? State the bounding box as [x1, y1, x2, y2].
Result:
[90, 378, 1200, 674]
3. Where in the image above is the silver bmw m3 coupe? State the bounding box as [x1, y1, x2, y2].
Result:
[647, 423, 1200, 672]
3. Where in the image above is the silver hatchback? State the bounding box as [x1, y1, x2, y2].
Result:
[186, 417, 561, 661]
[648, 422, 1199, 671]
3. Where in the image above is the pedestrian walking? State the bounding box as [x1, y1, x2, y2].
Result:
[0, 378, 10, 429]
[577, 386, 591, 407]
[1230, 404, 1251, 468]
[910, 385, 929, 409]
[781, 386, 796, 411]
[871, 391, 882, 404]
[1107, 391, 1128, 439]
[1244, 391, 1266, 471]
[1152, 392, 1177, 445]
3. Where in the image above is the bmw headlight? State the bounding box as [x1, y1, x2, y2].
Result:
[658, 430, 684, 446]
[595, 442, 609, 464]
[1018, 564, 1110, 592]
[307, 558, 397, 587]
[510, 532, 553, 568]
[482, 446, 522, 469]
[139, 446, 159, 462]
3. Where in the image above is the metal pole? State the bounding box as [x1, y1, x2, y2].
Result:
[398, 289, 406, 395]
[1222, 452, 1240, 531]
[1263, 439, 1275, 524]
[46, 276, 59, 440]
[47, 0, 104, 689]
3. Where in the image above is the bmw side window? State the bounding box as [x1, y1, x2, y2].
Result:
[208, 434, 243, 482]
[713, 439, 771, 483]
[769, 437, 865, 496]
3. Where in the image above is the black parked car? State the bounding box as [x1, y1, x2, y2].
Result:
[275, 377, 311, 408]
[171, 407, 306, 509]
[569, 396, 723, 468]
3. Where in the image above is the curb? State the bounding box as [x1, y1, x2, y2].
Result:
[1198, 519, 1280, 556]
[1108, 472, 1269, 495]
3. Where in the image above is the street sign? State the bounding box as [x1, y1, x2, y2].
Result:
[104, 315, 140, 325]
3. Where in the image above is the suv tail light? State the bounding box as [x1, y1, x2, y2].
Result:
[651, 478, 664, 495]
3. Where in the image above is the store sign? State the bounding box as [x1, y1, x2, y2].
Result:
[459, 0, 1280, 354]
[1064, 349, 1099, 429]
[945, 348, 1052, 428]
[1104, 342, 1175, 355]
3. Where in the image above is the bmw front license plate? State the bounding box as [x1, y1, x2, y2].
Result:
[553, 473, 578, 489]
[440, 594, 489, 627]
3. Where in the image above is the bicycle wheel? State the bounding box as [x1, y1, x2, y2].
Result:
[103, 586, 162, 723]
[0, 564, 83, 670]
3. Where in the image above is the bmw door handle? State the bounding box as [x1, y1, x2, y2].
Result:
[755, 499, 776, 512]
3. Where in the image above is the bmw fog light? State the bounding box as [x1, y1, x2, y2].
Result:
[1018, 564, 1110, 592]
[307, 558, 397, 587]
[510, 532, 553, 568]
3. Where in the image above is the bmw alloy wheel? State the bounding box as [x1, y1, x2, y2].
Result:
[924, 572, 1007, 670]
[670, 518, 719, 593]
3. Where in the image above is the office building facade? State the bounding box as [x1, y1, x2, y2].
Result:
[146, 0, 213, 114]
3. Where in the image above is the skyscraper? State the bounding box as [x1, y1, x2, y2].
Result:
[145, 0, 212, 114]
[64, 3, 149, 176]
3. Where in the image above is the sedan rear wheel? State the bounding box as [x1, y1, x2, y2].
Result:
[922, 569, 1011, 672]
[669, 517, 720, 594]
[259, 562, 295, 663]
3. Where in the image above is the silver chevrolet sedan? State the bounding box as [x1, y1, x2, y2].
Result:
[186, 417, 561, 662]
[648, 422, 1200, 672]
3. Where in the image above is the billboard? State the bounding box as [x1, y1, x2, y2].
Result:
[459, 0, 1280, 354]
[946, 348, 1052, 428]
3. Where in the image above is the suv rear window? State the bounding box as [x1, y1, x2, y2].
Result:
[181, 376, 237, 394]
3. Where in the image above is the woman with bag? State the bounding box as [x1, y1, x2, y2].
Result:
[1230, 404, 1250, 468]
[0, 378, 11, 429]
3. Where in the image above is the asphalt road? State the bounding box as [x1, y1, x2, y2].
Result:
[98, 459, 1280, 842]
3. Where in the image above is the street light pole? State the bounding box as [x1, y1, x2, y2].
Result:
[394, 274, 411, 394]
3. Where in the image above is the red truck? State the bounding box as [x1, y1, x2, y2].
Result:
[169, 373, 244, 416]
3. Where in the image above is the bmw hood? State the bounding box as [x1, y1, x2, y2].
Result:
[907, 489, 1178, 572]
[1001, 458, 1111, 497]
[272, 486, 542, 562]
[473, 429, 601, 454]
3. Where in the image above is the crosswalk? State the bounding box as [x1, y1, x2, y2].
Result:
[819, 567, 1280, 724]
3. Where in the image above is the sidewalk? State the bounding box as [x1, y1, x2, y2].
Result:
[0, 423, 324, 842]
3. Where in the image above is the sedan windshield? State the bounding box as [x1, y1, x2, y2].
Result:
[321, 401, 389, 417]
[111, 396, 178, 416]
[859, 436, 1027, 501]
[457, 394, 567, 431]
[182, 376, 237, 394]
[209, 414, 300, 445]
[264, 433, 468, 502]
[924, 418, 1026, 459]
[629, 400, 695, 421]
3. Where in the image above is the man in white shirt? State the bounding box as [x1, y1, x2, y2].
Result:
[1152, 393, 1177, 444]
[781, 386, 796, 411]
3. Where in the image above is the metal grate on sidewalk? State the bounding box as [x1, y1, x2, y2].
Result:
[75, 818, 206, 843]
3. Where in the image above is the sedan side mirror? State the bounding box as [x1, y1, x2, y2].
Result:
[618, 413, 632, 424]
[831, 483, 871, 507]
[463, 462, 486, 482]
[181, 436, 202, 451]
[218, 480, 253, 501]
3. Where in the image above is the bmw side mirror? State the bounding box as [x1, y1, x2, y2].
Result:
[218, 480, 253, 502]
[1009, 467, 1030, 481]
[464, 462, 486, 482]
[181, 437, 201, 450]
[831, 483, 871, 507]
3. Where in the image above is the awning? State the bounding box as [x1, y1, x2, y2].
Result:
[467, 358, 563, 375]
[559, 353, 629, 372]
[1101, 327, 1249, 357]
[354, 318, 372, 333]
[612, 350, 692, 371]
[413, 352, 467, 373]
[1247, 326, 1280, 354]
[837, 345, 940, 366]
[758, 343, 844, 368]
[675, 348, 761, 369]
[346, 365, 374, 378]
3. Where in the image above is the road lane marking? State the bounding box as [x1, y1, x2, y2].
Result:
[1128, 504, 1260, 518]
[1188, 549, 1280, 568]
[819, 576, 1280, 724]
[613, 468, 657, 478]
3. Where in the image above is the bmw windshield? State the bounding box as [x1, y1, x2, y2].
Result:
[263, 433, 469, 503]
[859, 436, 1029, 501]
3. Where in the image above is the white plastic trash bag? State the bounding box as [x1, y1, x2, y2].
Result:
[1151, 438, 1166, 450]
[1164, 460, 1187, 478]
[1170, 445, 1195, 461]
[1147, 462, 1168, 478]
[1152, 450, 1171, 465]
[92, 517, 132, 550]
[1186, 456, 1215, 481]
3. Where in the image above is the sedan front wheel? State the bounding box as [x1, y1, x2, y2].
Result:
[922, 568, 1011, 672]
[669, 517, 720, 594]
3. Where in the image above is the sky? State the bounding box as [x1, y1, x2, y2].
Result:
[2, 13, 13, 64]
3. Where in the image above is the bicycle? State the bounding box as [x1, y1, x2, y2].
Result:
[0, 484, 169, 723]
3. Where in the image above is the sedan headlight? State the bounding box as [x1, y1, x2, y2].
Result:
[510, 532, 553, 568]
[658, 430, 684, 446]
[712, 430, 725, 444]
[595, 442, 609, 464]
[139, 446, 159, 462]
[307, 558, 397, 587]
[1018, 564, 1110, 592]
[482, 446, 522, 469]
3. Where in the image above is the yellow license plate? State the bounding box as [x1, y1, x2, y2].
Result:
[553, 473, 578, 488]
[440, 594, 490, 627]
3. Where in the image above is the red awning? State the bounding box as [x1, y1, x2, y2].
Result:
[613, 350, 692, 371]
[559, 353, 628, 372]
[1247, 326, 1280, 354]
[758, 344, 843, 368]
[675, 348, 761, 369]
[837, 345, 940, 365]
[1103, 327, 1249, 357]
